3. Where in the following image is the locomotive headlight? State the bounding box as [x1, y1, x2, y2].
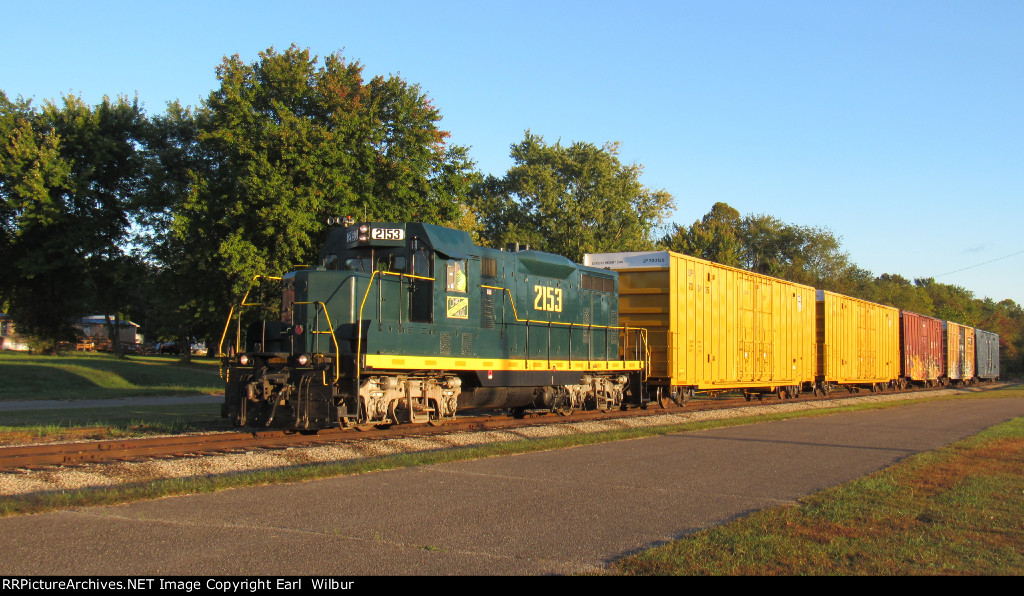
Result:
[358, 224, 369, 233]
[238, 354, 249, 366]
[297, 354, 310, 366]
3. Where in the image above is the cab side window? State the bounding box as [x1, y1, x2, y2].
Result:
[412, 246, 432, 277]
[446, 259, 467, 292]
[408, 245, 434, 323]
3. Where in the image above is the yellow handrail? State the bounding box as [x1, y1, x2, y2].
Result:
[480, 284, 646, 365]
[218, 275, 283, 357]
[292, 300, 340, 383]
[355, 270, 436, 364]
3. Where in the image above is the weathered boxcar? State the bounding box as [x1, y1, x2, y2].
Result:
[899, 311, 944, 387]
[585, 251, 816, 401]
[963, 326, 976, 380]
[975, 328, 1000, 381]
[816, 291, 900, 392]
[220, 222, 647, 429]
[942, 321, 977, 384]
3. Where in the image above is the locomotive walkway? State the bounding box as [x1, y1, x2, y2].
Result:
[1, 394, 1023, 575]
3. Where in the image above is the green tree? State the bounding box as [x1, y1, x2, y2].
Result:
[0, 92, 148, 353]
[159, 46, 477, 345]
[873, 273, 934, 314]
[660, 202, 743, 267]
[472, 132, 674, 262]
[914, 278, 978, 326]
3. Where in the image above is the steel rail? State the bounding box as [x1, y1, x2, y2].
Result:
[0, 383, 966, 472]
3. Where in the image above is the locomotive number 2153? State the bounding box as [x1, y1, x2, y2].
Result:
[533, 285, 563, 312]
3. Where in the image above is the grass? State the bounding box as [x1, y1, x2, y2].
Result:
[0, 403, 230, 444]
[609, 409, 1024, 575]
[0, 351, 222, 401]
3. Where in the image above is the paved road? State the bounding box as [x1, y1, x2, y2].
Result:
[1, 395, 1022, 575]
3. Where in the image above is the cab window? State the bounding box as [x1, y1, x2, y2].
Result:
[446, 259, 467, 292]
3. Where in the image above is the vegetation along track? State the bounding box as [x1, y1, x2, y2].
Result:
[0, 382, 984, 473]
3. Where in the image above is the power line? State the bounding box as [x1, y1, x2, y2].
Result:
[934, 249, 1024, 278]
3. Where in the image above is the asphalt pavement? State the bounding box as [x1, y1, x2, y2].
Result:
[1, 394, 1022, 575]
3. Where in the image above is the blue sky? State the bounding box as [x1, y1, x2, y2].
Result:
[3, 0, 1022, 306]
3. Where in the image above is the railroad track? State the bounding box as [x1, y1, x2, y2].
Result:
[0, 384, 985, 472]
[0, 405, 666, 471]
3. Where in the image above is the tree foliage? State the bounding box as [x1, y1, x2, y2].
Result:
[659, 202, 743, 268]
[159, 46, 478, 339]
[0, 92, 148, 352]
[661, 202, 858, 290]
[471, 132, 675, 262]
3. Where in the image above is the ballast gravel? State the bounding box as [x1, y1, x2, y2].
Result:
[0, 388, 994, 498]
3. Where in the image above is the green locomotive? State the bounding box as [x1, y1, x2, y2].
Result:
[220, 220, 649, 429]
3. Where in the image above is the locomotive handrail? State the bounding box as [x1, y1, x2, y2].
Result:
[291, 300, 341, 383]
[355, 269, 437, 392]
[355, 269, 435, 358]
[479, 284, 647, 367]
[218, 275, 284, 358]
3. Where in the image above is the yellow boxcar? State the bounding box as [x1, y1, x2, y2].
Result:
[815, 290, 899, 390]
[585, 251, 816, 399]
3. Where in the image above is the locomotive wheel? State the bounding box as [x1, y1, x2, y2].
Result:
[552, 395, 574, 416]
[675, 387, 694, 405]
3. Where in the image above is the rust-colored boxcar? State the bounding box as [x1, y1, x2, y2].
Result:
[585, 251, 816, 399]
[816, 290, 900, 391]
[899, 311, 944, 386]
[975, 328, 1000, 381]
